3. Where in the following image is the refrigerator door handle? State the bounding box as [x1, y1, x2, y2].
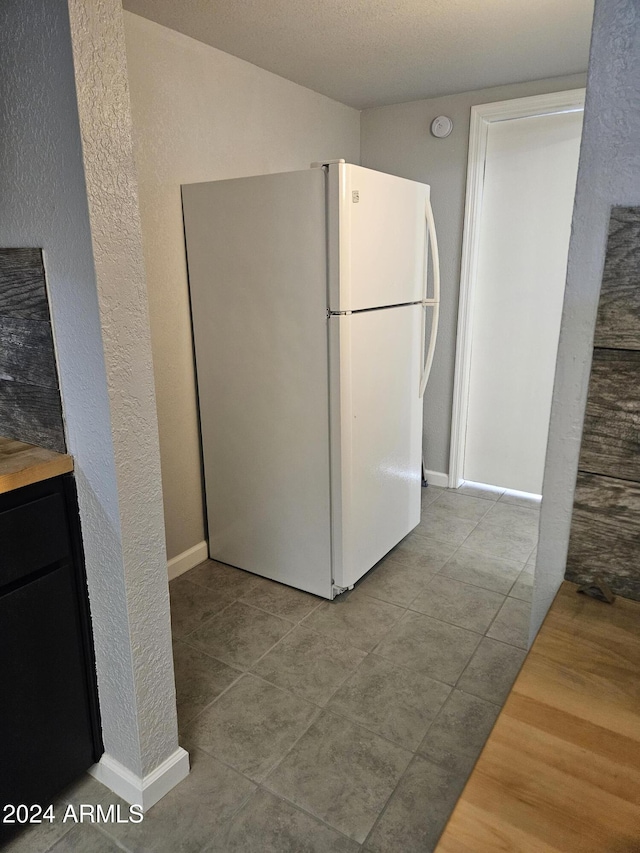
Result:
[419, 196, 440, 398]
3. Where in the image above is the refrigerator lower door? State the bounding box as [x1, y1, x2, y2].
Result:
[329, 304, 423, 589]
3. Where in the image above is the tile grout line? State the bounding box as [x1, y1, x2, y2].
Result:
[260, 705, 415, 848]
[181, 693, 324, 807]
[236, 594, 325, 624]
[301, 592, 409, 655]
[178, 617, 303, 731]
[39, 826, 75, 853]
[304, 648, 371, 710]
[91, 821, 140, 853]
[173, 567, 324, 640]
[484, 601, 531, 652]
[179, 591, 322, 654]
[438, 534, 536, 575]
[196, 778, 262, 853]
[245, 613, 313, 669]
[176, 589, 323, 733]
[179, 740, 257, 783]
[451, 630, 528, 704]
[238, 697, 324, 786]
[319, 687, 452, 757]
[374, 596, 490, 642]
[257, 627, 454, 716]
[360, 749, 458, 852]
[413, 683, 503, 771]
[169, 560, 260, 591]
[404, 573, 507, 627]
[251, 782, 366, 847]
[455, 508, 538, 561]
[177, 666, 246, 731]
[175, 593, 253, 642]
[169, 749, 260, 853]
[386, 539, 461, 571]
[179, 596, 297, 642]
[414, 494, 514, 566]
[424, 488, 495, 521]
[173, 635, 244, 674]
[434, 543, 531, 606]
[182, 669, 329, 787]
[482, 595, 513, 639]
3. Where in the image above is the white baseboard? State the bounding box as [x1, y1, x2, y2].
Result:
[167, 540, 208, 580]
[89, 747, 190, 811]
[424, 470, 449, 488]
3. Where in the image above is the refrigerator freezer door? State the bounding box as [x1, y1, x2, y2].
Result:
[328, 164, 430, 312]
[182, 169, 334, 598]
[329, 304, 423, 589]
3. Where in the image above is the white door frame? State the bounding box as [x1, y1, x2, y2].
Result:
[448, 88, 586, 489]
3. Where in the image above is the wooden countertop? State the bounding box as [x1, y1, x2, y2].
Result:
[0, 436, 73, 494]
[436, 581, 640, 852]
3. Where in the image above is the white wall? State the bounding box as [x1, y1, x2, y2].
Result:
[0, 0, 182, 793]
[360, 73, 587, 479]
[123, 12, 361, 561]
[533, 0, 640, 635]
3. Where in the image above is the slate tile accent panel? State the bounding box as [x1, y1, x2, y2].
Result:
[566, 473, 640, 600]
[0, 249, 65, 452]
[0, 381, 65, 452]
[0, 316, 58, 387]
[0, 249, 49, 319]
[578, 349, 640, 482]
[593, 207, 640, 350]
[565, 207, 640, 600]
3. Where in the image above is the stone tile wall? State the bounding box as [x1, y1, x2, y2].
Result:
[565, 207, 640, 599]
[0, 248, 65, 452]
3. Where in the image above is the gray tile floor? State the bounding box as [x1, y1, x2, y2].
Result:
[8, 483, 537, 853]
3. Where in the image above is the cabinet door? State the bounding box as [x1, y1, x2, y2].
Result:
[0, 492, 70, 587]
[0, 563, 96, 818]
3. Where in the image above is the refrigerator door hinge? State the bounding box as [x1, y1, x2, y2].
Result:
[332, 583, 353, 598]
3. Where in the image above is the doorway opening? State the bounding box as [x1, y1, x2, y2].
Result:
[449, 89, 585, 496]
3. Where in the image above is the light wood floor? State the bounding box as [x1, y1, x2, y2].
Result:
[435, 581, 640, 852]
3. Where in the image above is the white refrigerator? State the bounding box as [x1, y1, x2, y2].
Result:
[182, 161, 440, 599]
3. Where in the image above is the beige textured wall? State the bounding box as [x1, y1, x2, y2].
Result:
[123, 12, 360, 561]
[360, 73, 587, 479]
[68, 0, 179, 777]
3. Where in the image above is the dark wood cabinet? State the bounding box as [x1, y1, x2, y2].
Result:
[0, 475, 102, 840]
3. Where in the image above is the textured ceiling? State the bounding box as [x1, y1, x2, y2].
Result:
[122, 0, 594, 110]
